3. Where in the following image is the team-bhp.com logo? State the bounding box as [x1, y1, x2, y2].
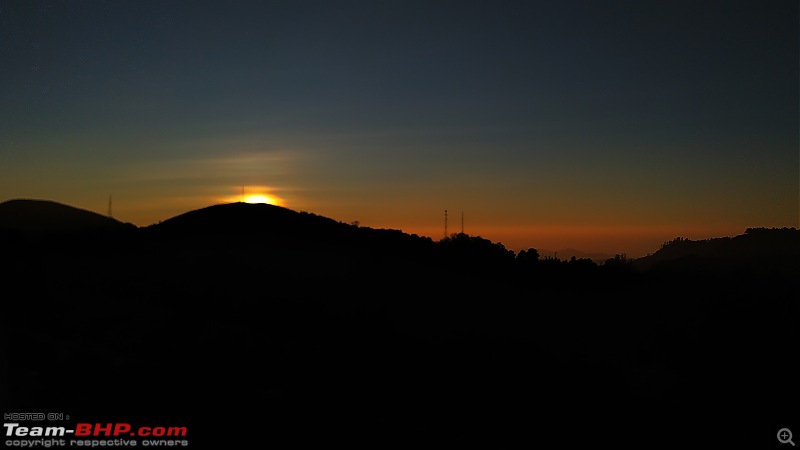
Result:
[5, 421, 189, 447]
[6, 422, 187, 437]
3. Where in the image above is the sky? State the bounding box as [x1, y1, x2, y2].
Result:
[1, 0, 797, 257]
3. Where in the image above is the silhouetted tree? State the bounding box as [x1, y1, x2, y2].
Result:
[603, 253, 631, 269]
[516, 248, 540, 266]
[437, 232, 516, 274]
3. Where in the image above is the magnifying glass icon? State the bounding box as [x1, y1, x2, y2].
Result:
[778, 428, 795, 446]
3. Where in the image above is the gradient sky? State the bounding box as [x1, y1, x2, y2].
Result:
[1, 0, 797, 257]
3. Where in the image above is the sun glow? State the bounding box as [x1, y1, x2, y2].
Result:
[219, 186, 285, 207]
[244, 194, 277, 205]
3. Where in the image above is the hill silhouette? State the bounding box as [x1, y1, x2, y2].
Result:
[0, 198, 134, 237]
[2, 199, 798, 447]
[146, 201, 344, 236]
[145, 201, 435, 251]
[633, 227, 800, 275]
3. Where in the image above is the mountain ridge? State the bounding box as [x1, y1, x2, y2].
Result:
[633, 227, 800, 272]
[3, 198, 796, 271]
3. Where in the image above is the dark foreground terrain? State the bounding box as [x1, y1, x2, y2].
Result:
[2, 200, 798, 447]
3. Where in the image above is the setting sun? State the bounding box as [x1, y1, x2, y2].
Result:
[245, 194, 277, 205]
[218, 187, 285, 207]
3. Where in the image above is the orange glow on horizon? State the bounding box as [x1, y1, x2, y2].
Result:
[383, 223, 750, 258]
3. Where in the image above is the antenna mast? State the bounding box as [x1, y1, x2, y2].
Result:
[461, 211, 464, 234]
[444, 209, 448, 238]
[241, 186, 245, 202]
[108, 195, 112, 218]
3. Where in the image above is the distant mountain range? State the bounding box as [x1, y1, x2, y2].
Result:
[0, 198, 619, 262]
[2, 198, 797, 272]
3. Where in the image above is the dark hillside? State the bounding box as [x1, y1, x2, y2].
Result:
[144, 202, 439, 258]
[0, 198, 135, 236]
[633, 227, 800, 275]
[3, 202, 798, 447]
